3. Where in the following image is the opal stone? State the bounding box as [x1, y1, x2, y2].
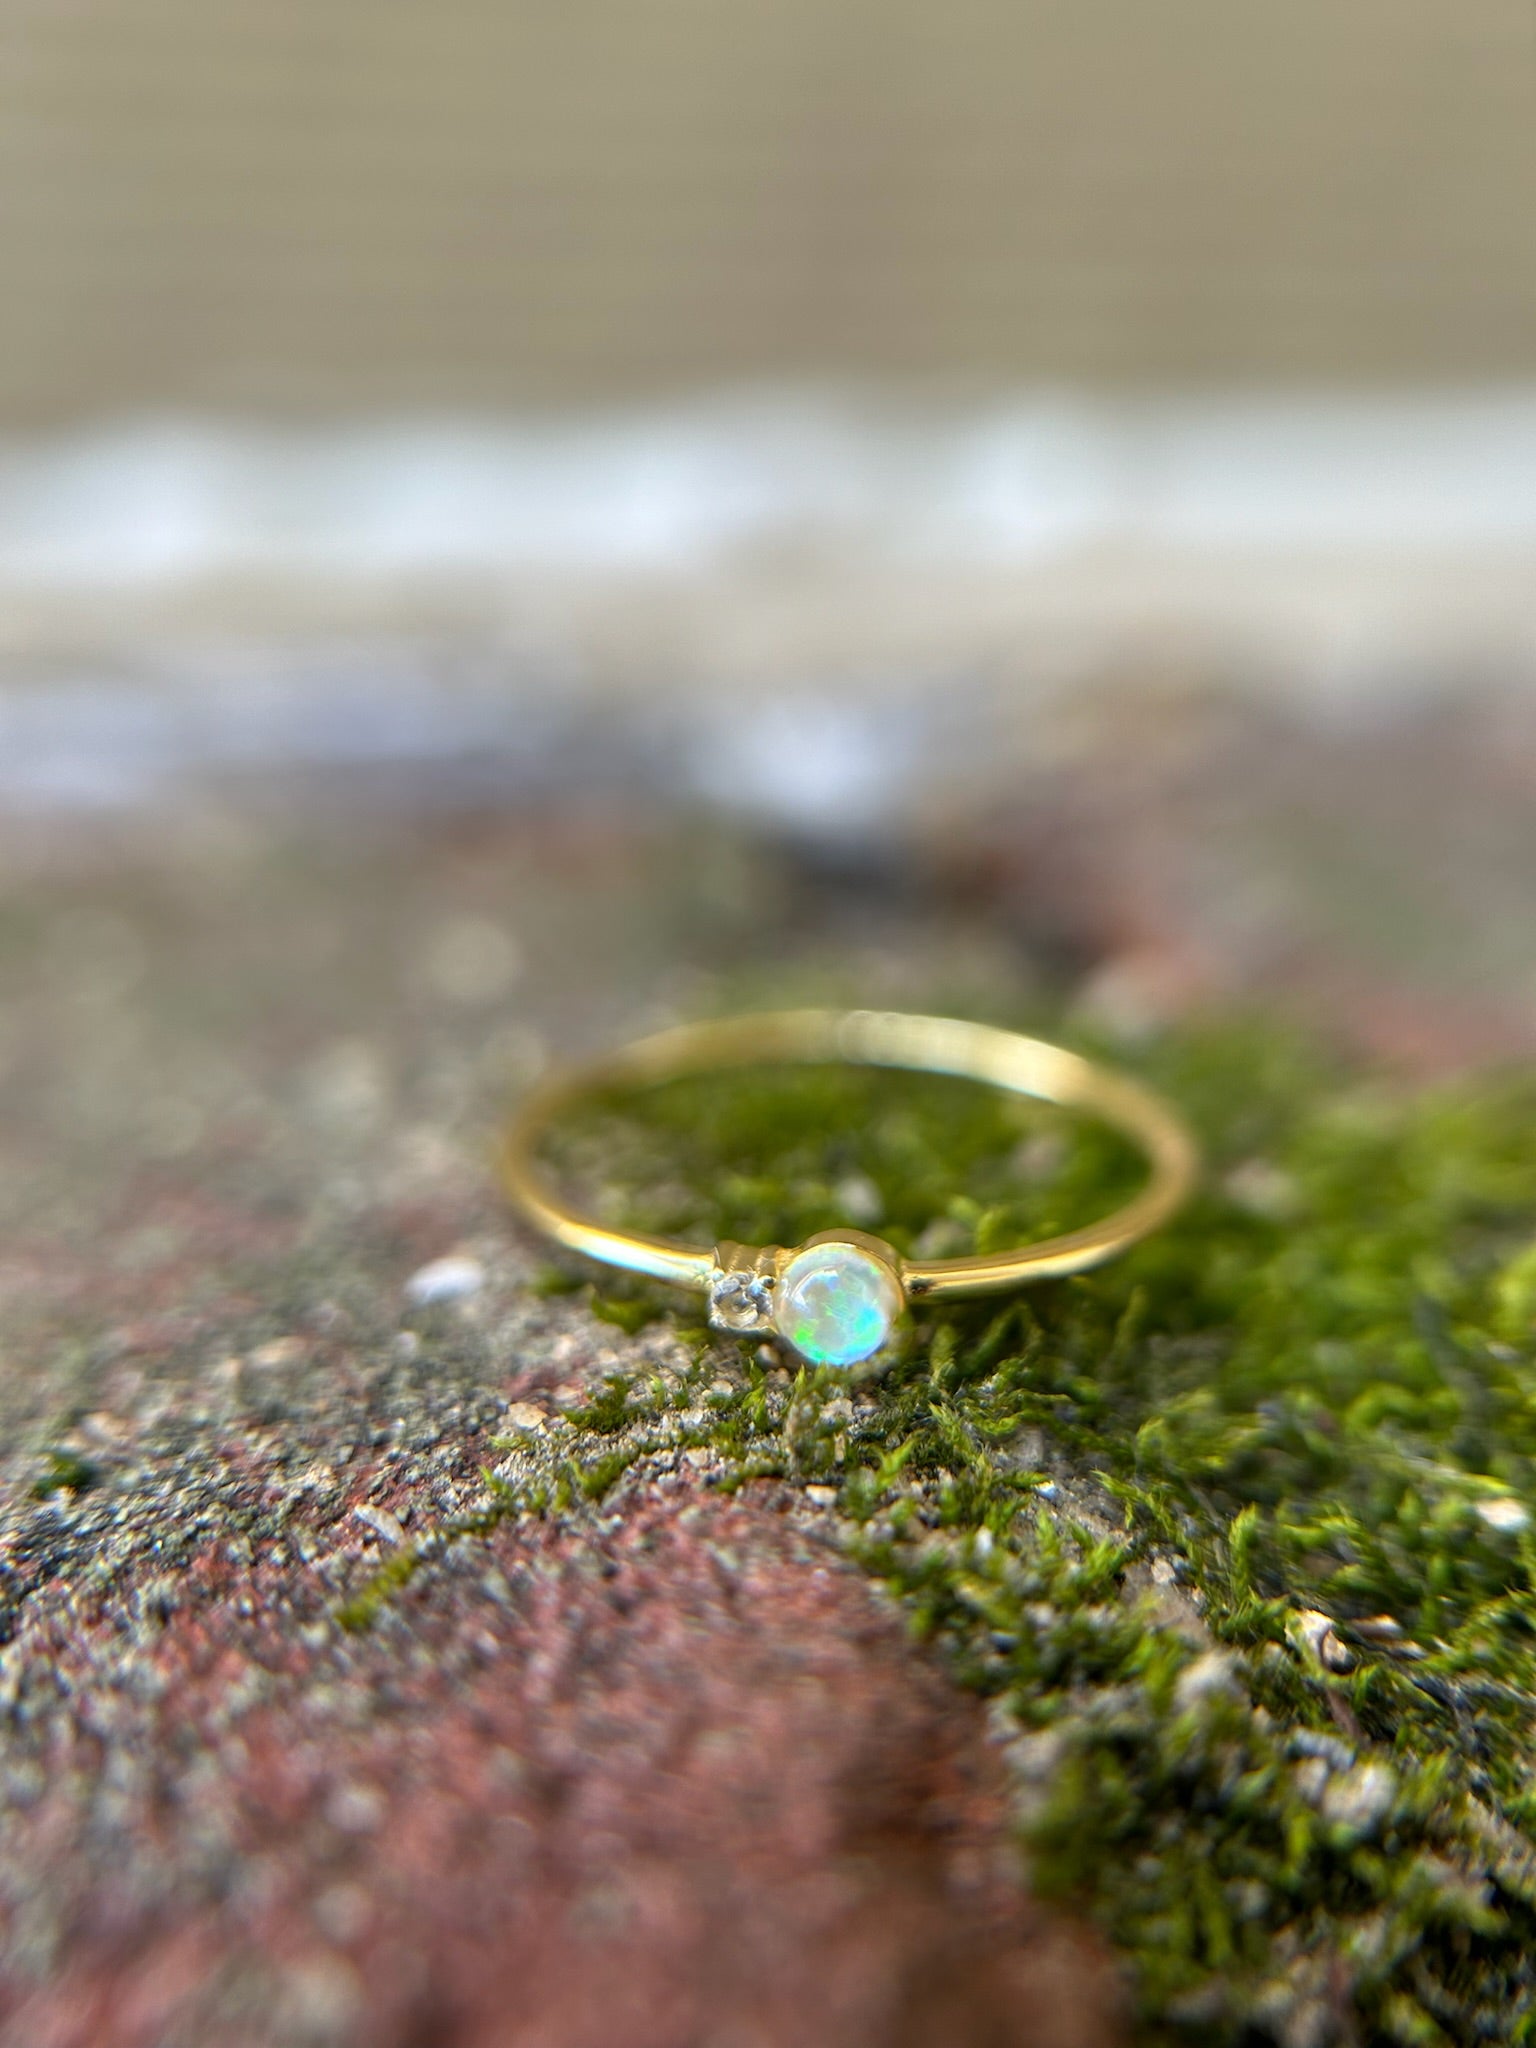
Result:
[775, 1242, 901, 1368]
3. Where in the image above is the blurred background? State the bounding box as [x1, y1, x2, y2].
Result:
[2, 0, 1534, 1255]
[1, 0, 1534, 1201]
[2, 11, 1536, 2044]
[0, 3, 1532, 1029]
[3, 1, 1534, 822]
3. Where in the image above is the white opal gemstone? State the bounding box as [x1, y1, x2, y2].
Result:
[774, 1242, 901, 1368]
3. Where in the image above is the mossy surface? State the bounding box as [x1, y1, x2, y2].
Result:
[510, 1019, 1536, 2045]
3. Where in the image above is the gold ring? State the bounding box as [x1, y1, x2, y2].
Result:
[500, 1009, 1198, 1369]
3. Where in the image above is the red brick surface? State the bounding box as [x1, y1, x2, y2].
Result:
[0, 1484, 1118, 2048]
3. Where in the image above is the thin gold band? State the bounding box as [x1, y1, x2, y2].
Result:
[500, 1010, 1198, 1307]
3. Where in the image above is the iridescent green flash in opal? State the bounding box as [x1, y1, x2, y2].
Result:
[774, 1242, 901, 1367]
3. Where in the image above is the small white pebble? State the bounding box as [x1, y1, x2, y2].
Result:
[1477, 1497, 1530, 1533]
[1320, 1632, 1355, 1673]
[405, 1254, 485, 1307]
[1352, 1613, 1404, 1642]
[352, 1504, 405, 1546]
[833, 1172, 884, 1226]
[1173, 1651, 1242, 1713]
[911, 1216, 970, 1260]
[81, 1411, 129, 1443]
[1293, 1756, 1332, 1805]
[325, 1782, 386, 1834]
[1289, 1608, 1352, 1671]
[282, 1955, 363, 2032]
[804, 1485, 838, 1506]
[1223, 1158, 1302, 1221]
[249, 1336, 306, 1370]
[1321, 1760, 1396, 1834]
[1072, 953, 1173, 1044]
[502, 1401, 548, 1434]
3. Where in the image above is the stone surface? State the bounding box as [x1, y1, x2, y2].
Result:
[0, 1477, 1121, 2048]
[0, 801, 1116, 2048]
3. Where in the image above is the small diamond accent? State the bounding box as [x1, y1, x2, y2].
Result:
[708, 1265, 776, 1333]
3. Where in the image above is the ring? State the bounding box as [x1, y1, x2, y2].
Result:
[500, 1010, 1198, 1369]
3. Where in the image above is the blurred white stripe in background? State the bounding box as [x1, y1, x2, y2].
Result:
[4, 393, 1536, 586]
[2, 393, 1536, 827]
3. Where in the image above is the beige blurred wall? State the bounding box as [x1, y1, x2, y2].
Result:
[1, 0, 1533, 424]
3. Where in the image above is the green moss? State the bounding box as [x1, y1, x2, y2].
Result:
[562, 1370, 646, 1433]
[31, 1448, 98, 1499]
[534, 1019, 1536, 2044]
[529, 1264, 587, 1298]
[335, 1538, 426, 1632]
[337, 1471, 544, 1632]
[588, 1289, 668, 1337]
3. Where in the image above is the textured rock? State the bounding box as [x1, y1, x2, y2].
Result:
[0, 805, 1117, 2048]
[0, 1484, 1119, 2048]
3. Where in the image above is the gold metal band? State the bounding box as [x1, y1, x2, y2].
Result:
[500, 1009, 1198, 1307]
